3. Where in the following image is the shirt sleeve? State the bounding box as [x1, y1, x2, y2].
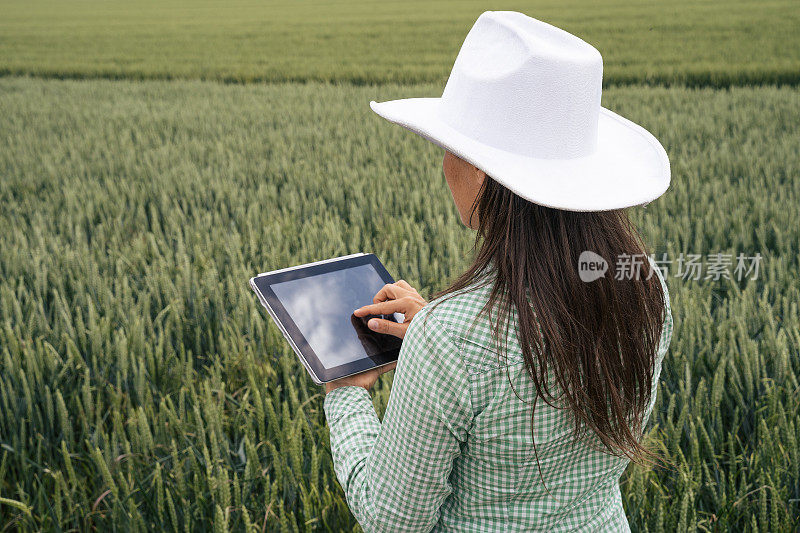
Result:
[323, 308, 474, 532]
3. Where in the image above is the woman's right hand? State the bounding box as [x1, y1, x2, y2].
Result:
[353, 280, 428, 339]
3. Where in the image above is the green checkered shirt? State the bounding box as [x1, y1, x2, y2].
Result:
[324, 266, 673, 532]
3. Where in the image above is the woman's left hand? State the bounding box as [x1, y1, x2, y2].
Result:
[323, 280, 427, 394]
[323, 361, 397, 394]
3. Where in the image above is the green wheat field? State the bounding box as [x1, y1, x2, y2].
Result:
[2, 0, 799, 86]
[1, 1, 799, 532]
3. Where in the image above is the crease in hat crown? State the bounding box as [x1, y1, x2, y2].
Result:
[438, 11, 604, 160]
[479, 11, 602, 63]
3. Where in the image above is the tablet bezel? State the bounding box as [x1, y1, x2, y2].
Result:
[250, 253, 401, 384]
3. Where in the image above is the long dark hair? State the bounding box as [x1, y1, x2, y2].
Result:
[428, 176, 668, 479]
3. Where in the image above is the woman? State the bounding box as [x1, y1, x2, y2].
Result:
[323, 11, 673, 532]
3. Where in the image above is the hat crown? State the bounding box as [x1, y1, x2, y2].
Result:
[439, 11, 603, 159]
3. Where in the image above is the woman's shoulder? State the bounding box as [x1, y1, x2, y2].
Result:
[420, 272, 489, 317]
[411, 274, 514, 360]
[648, 256, 674, 357]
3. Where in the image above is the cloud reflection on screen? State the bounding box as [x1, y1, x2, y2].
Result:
[271, 264, 397, 369]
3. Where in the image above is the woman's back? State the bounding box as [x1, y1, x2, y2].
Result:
[433, 266, 672, 531]
[325, 264, 673, 532]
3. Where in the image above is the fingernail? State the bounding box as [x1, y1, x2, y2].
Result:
[368, 319, 378, 330]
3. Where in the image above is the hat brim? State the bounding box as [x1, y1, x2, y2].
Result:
[370, 98, 670, 212]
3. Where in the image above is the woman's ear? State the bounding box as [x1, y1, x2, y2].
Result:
[475, 167, 486, 187]
[472, 164, 486, 189]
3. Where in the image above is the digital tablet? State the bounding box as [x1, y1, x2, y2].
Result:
[250, 253, 403, 384]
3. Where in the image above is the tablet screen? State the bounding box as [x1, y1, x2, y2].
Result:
[270, 263, 402, 369]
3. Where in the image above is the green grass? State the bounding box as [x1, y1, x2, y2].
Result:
[0, 77, 798, 531]
[1, 0, 799, 86]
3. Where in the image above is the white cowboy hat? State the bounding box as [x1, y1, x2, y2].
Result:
[370, 11, 670, 212]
